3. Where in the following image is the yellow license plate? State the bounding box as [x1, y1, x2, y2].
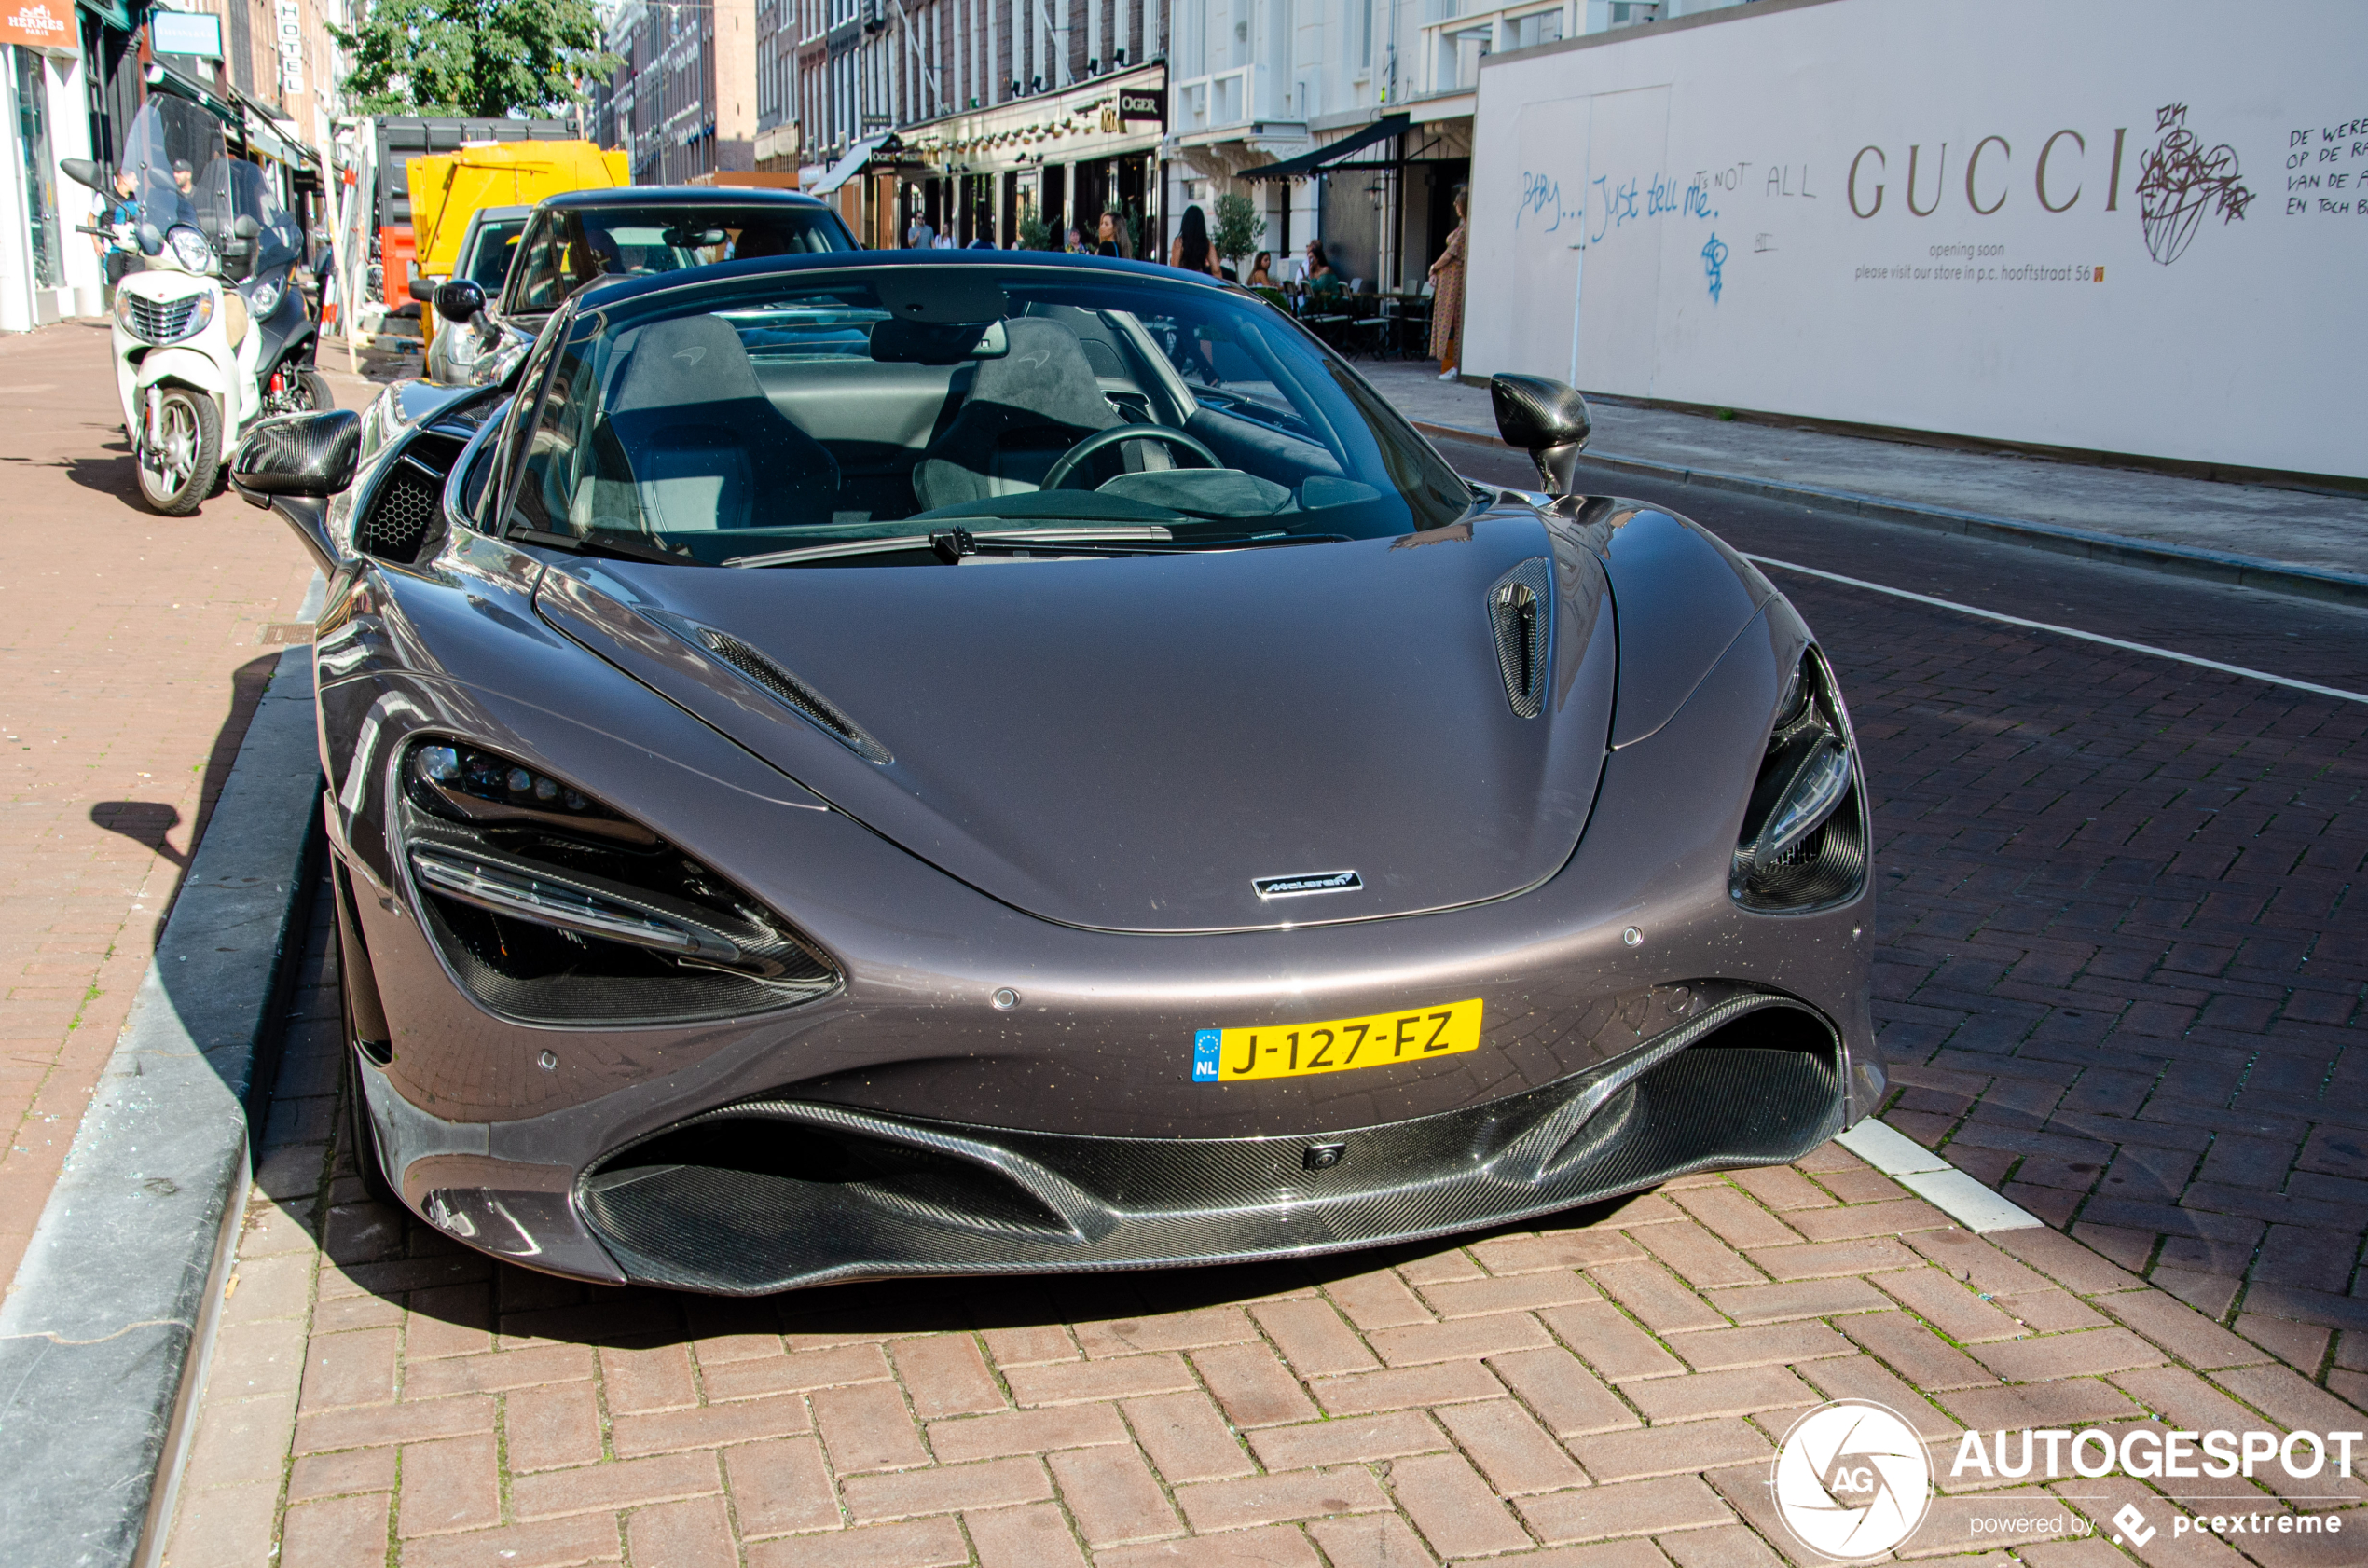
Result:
[1191, 998, 1485, 1083]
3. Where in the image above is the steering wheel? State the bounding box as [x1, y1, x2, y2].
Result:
[1039, 424, 1221, 492]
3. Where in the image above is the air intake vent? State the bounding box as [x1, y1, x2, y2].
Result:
[696, 628, 893, 763]
[126, 293, 204, 344]
[1488, 557, 1553, 719]
[356, 456, 442, 562]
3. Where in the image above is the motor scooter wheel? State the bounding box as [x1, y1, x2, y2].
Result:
[297, 368, 336, 412]
[135, 386, 221, 516]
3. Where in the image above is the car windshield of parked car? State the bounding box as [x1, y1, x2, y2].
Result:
[506, 205, 854, 313]
[499, 264, 1478, 566]
[467, 218, 528, 291]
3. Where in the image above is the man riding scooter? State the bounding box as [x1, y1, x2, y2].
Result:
[62, 97, 330, 515]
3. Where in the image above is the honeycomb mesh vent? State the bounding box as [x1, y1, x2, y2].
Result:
[697, 629, 892, 763]
[357, 462, 440, 562]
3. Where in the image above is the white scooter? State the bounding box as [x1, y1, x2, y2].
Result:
[64, 96, 328, 515]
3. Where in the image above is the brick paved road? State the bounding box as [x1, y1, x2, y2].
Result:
[0, 320, 327, 1291]
[161, 479, 2364, 1563]
[1452, 436, 2368, 1354]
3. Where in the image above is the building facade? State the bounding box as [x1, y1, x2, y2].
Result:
[1164, 0, 1746, 292]
[589, 0, 759, 186]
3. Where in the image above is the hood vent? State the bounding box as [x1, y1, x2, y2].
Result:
[694, 626, 893, 763]
[1489, 557, 1553, 719]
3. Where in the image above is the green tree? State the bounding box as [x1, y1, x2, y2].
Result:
[1211, 191, 1266, 268]
[332, 0, 617, 117]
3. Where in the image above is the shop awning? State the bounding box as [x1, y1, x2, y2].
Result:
[1239, 114, 1409, 182]
[809, 131, 899, 195]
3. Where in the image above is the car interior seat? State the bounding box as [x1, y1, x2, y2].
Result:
[909, 317, 1125, 509]
[598, 313, 840, 532]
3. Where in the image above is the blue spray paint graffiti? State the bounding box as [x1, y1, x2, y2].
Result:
[1700, 231, 1729, 303]
[1516, 172, 1585, 233]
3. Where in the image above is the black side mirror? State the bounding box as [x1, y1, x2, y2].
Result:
[407, 275, 439, 305]
[61, 158, 103, 192]
[1490, 375, 1592, 499]
[434, 279, 487, 322]
[231, 410, 361, 502]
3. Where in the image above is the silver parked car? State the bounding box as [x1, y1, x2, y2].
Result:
[230, 252, 1879, 1295]
[420, 204, 530, 383]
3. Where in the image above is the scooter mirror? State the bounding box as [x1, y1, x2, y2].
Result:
[230, 410, 362, 502]
[136, 222, 163, 256]
[60, 158, 103, 192]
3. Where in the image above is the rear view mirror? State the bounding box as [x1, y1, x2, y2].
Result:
[1490, 375, 1592, 498]
[407, 275, 439, 305]
[231, 410, 361, 501]
[434, 279, 487, 322]
[233, 213, 261, 240]
[61, 158, 103, 192]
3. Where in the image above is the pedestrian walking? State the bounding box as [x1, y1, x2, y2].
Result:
[906, 213, 936, 249]
[1429, 185, 1468, 380]
[1169, 205, 1219, 277]
[1095, 210, 1133, 259]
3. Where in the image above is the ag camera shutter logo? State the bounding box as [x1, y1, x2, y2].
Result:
[1772, 1399, 1934, 1561]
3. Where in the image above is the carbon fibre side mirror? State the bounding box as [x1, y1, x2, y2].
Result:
[1491, 375, 1592, 499]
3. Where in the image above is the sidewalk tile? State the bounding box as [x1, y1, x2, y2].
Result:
[1307, 1513, 1440, 1568]
[726, 1435, 840, 1538]
[1625, 1366, 1816, 1425]
[396, 1433, 501, 1538]
[1967, 1327, 2165, 1382]
[512, 1451, 723, 1520]
[841, 1456, 1052, 1522]
[507, 1382, 606, 1472]
[626, 1495, 736, 1568]
[1388, 1451, 1534, 1557]
[1435, 1398, 1590, 1494]
[273, 1491, 390, 1568]
[892, 1334, 1008, 1418]
[396, 1513, 620, 1568]
[1095, 1524, 1323, 1567]
[1489, 1346, 1643, 1436]
[1247, 1410, 1444, 1470]
[929, 1402, 1130, 1463]
[1568, 1418, 1770, 1483]
[1252, 1298, 1381, 1376]
[749, 1517, 968, 1567]
[613, 1390, 815, 1458]
[1050, 1445, 1184, 1545]
[1541, 1300, 1687, 1382]
[1520, 1476, 1734, 1544]
[1006, 1352, 1197, 1409]
[1194, 1342, 1321, 1426]
[967, 1501, 1091, 1568]
[1309, 1359, 1506, 1416]
[1124, 1392, 1258, 1482]
[1590, 1260, 1730, 1336]
[1175, 1464, 1390, 1532]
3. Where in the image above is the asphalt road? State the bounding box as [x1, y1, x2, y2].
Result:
[1433, 432, 2368, 692]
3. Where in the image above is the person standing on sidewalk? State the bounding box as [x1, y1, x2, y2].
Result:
[1429, 185, 1468, 380]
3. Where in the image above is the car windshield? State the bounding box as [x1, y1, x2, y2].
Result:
[467, 217, 528, 291]
[506, 204, 854, 313]
[498, 264, 1478, 565]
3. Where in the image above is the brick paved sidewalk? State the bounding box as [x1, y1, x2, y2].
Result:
[0, 320, 332, 1293]
[163, 884, 2365, 1568]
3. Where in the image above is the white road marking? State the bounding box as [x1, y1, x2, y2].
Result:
[1748, 555, 2368, 706]
[1835, 1118, 2043, 1233]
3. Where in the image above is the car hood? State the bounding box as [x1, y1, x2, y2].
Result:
[533, 511, 1617, 933]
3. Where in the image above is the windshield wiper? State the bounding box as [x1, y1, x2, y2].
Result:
[508, 527, 695, 566]
[726, 525, 1176, 569]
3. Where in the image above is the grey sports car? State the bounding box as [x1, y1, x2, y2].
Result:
[231, 253, 1879, 1295]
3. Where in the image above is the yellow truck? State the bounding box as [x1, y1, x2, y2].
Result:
[405, 141, 630, 343]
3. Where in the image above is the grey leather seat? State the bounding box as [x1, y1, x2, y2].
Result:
[910, 318, 1122, 510]
[599, 314, 839, 532]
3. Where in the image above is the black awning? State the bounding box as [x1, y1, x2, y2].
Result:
[1240, 113, 1410, 182]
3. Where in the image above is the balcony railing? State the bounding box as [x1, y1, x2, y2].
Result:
[1172, 63, 1289, 135]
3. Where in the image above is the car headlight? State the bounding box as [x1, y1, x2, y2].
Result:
[1730, 648, 1868, 912]
[395, 739, 839, 1025]
[245, 272, 283, 316]
[165, 224, 215, 274]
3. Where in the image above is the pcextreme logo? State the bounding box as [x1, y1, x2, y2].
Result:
[1771, 1400, 1933, 1561]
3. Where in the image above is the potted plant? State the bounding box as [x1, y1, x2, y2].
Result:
[1212, 191, 1266, 276]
